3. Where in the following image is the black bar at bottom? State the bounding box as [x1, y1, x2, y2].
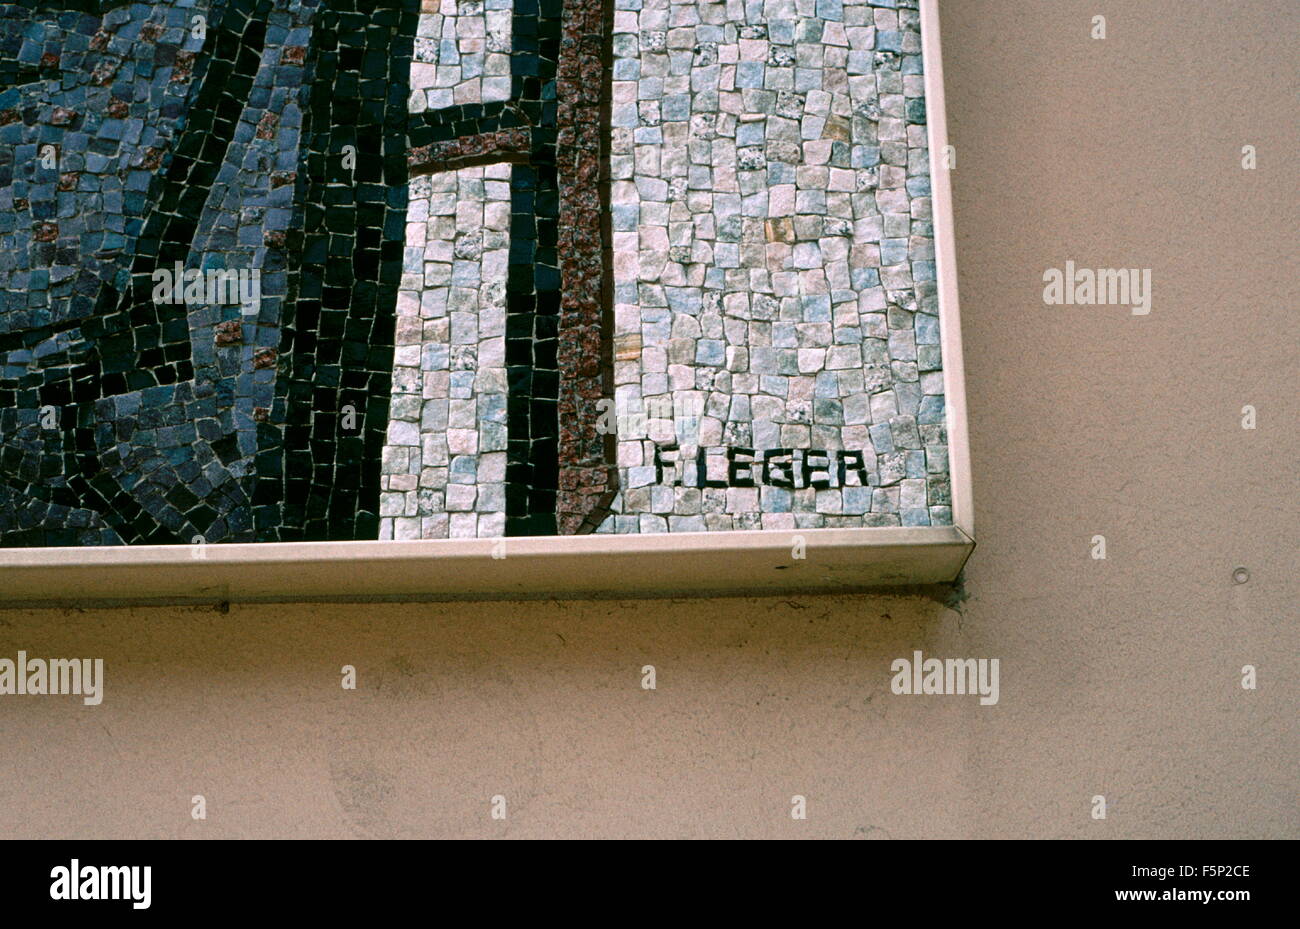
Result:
[0, 838, 1286, 916]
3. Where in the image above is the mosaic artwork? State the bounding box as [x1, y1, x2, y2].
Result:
[0, 0, 948, 545]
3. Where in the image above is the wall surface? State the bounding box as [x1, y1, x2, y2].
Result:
[1, 0, 1295, 838]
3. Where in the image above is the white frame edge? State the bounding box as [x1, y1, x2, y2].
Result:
[921, 0, 974, 539]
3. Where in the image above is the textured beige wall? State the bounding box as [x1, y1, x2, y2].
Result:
[1, 0, 1295, 839]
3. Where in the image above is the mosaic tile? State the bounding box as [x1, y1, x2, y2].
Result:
[0, 0, 951, 545]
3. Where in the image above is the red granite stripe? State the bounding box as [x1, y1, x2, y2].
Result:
[407, 127, 532, 176]
[555, 0, 617, 534]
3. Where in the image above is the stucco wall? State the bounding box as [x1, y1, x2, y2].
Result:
[1, 0, 1295, 839]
